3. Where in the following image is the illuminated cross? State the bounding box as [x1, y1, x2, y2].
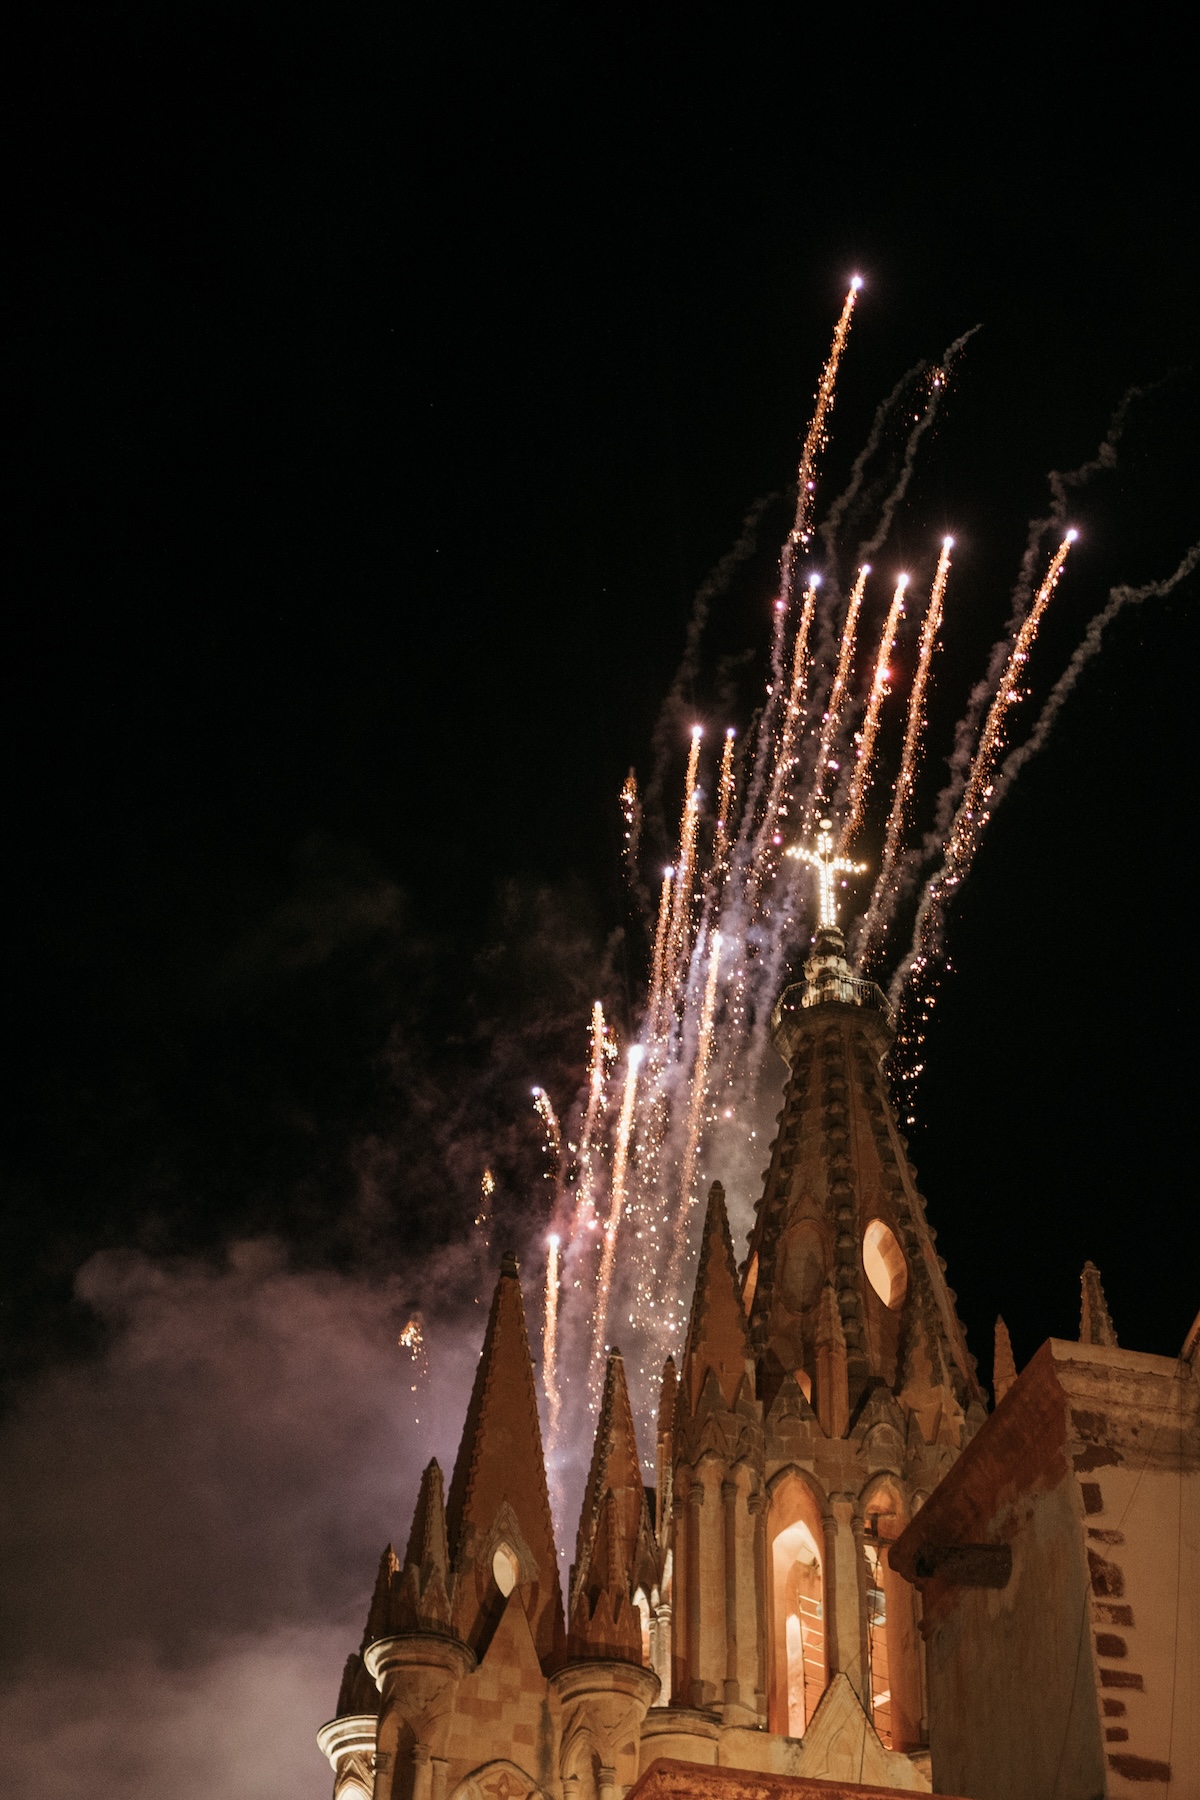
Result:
[786, 817, 867, 928]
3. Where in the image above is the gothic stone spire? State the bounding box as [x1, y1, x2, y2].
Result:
[445, 1251, 565, 1669]
[744, 935, 982, 1431]
[993, 1316, 1018, 1404]
[680, 1181, 755, 1416]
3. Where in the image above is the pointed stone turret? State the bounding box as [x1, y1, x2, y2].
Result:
[573, 1350, 654, 1601]
[680, 1182, 754, 1415]
[568, 1348, 657, 1662]
[1080, 1260, 1118, 1347]
[993, 1315, 1017, 1404]
[364, 1542, 401, 1643]
[445, 1251, 565, 1669]
[392, 1459, 452, 1632]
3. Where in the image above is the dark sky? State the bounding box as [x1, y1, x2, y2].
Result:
[4, 8, 1198, 1794]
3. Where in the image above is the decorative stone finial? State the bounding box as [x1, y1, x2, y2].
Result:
[1080, 1261, 1118, 1347]
[993, 1316, 1017, 1404]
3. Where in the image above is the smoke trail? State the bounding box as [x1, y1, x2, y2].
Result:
[858, 539, 954, 965]
[841, 575, 909, 848]
[990, 541, 1200, 804]
[817, 364, 927, 565]
[922, 387, 1155, 865]
[644, 491, 780, 834]
[854, 328, 980, 564]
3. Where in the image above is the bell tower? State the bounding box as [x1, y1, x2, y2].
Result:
[661, 816, 985, 1770]
[745, 820, 981, 1438]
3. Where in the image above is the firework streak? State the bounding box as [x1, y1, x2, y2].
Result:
[665, 930, 723, 1310]
[858, 539, 953, 964]
[588, 1046, 644, 1403]
[753, 576, 820, 879]
[505, 296, 1175, 1498]
[810, 563, 871, 812]
[841, 574, 909, 848]
[543, 1234, 562, 1461]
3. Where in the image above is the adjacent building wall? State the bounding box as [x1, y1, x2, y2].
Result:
[891, 1338, 1199, 1800]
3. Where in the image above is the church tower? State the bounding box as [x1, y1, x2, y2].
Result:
[318, 819, 986, 1795]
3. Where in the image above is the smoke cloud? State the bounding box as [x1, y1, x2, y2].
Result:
[0, 1240, 485, 1799]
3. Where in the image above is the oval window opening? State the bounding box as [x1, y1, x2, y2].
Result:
[863, 1220, 907, 1310]
[492, 1544, 519, 1596]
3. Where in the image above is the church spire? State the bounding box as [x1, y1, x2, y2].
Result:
[391, 1458, 452, 1633]
[1080, 1260, 1118, 1347]
[680, 1182, 754, 1415]
[745, 819, 982, 1428]
[568, 1348, 652, 1663]
[445, 1251, 565, 1669]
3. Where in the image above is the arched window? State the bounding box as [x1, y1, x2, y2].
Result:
[632, 1585, 651, 1666]
[861, 1482, 921, 1751]
[862, 1219, 907, 1309]
[491, 1543, 519, 1596]
[768, 1475, 828, 1737]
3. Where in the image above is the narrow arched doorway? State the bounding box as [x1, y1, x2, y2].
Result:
[767, 1473, 829, 1737]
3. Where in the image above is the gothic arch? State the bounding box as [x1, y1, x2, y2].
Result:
[858, 1473, 922, 1752]
[765, 1464, 831, 1736]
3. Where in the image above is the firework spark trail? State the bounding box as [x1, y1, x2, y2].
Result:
[858, 539, 954, 965]
[473, 1168, 495, 1302]
[888, 532, 1078, 1009]
[588, 1045, 644, 1404]
[841, 574, 909, 848]
[664, 726, 704, 1005]
[713, 730, 737, 875]
[663, 930, 723, 1323]
[646, 866, 675, 1039]
[618, 772, 649, 929]
[750, 576, 820, 879]
[572, 1001, 609, 1234]
[818, 364, 927, 565]
[739, 283, 863, 853]
[543, 1233, 563, 1467]
[809, 563, 871, 812]
[532, 1086, 562, 1174]
[790, 277, 863, 553]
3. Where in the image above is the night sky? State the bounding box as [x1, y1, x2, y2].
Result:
[5, 9, 1199, 1796]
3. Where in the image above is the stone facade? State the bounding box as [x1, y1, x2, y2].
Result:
[317, 925, 1196, 1799]
[892, 1327, 1200, 1799]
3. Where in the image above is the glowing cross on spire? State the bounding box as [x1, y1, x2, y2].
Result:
[787, 816, 867, 928]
